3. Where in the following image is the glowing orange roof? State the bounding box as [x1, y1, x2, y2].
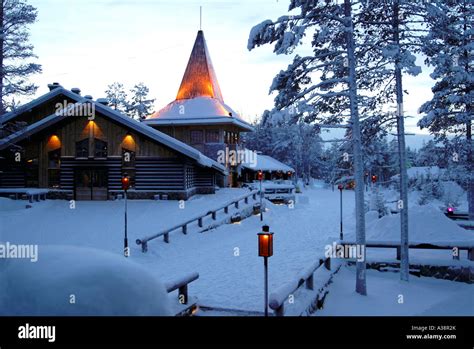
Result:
[176, 30, 223, 102]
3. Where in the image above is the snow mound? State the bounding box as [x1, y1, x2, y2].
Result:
[0, 197, 27, 212]
[366, 204, 474, 242]
[0, 246, 172, 316]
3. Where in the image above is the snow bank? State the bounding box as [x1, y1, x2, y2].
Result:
[0, 246, 172, 316]
[366, 204, 474, 242]
[0, 197, 26, 212]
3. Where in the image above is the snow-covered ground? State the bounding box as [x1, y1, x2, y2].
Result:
[317, 265, 474, 316]
[0, 185, 472, 315]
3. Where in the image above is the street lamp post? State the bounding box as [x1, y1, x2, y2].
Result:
[258, 225, 273, 317]
[258, 170, 263, 221]
[122, 175, 130, 257]
[338, 184, 343, 240]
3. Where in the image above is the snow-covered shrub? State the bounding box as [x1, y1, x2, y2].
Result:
[418, 179, 444, 205]
[0, 246, 172, 316]
[440, 181, 464, 208]
[368, 188, 388, 218]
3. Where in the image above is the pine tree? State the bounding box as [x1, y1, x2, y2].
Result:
[105, 82, 128, 113]
[248, 0, 368, 295]
[418, 0, 473, 219]
[0, 0, 42, 115]
[128, 82, 155, 120]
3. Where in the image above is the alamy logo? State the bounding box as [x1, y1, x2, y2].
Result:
[18, 323, 55, 343]
[324, 242, 365, 262]
[0, 242, 38, 262]
[217, 147, 257, 167]
[55, 100, 95, 120]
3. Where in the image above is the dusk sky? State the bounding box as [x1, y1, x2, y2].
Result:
[28, 0, 434, 139]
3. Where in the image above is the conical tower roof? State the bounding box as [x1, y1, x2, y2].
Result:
[145, 30, 253, 132]
[176, 30, 223, 101]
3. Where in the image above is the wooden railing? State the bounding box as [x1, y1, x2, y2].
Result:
[165, 271, 199, 306]
[341, 240, 474, 261]
[136, 190, 260, 252]
[269, 256, 335, 316]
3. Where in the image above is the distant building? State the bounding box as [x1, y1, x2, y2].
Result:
[144, 30, 253, 187]
[240, 153, 295, 182]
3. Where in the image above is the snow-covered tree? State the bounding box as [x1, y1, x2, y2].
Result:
[418, 0, 473, 219]
[105, 82, 128, 113]
[0, 0, 42, 115]
[128, 83, 155, 120]
[248, 0, 367, 295]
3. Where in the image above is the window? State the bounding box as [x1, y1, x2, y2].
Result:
[94, 139, 108, 158]
[76, 139, 89, 158]
[206, 130, 220, 143]
[190, 130, 204, 144]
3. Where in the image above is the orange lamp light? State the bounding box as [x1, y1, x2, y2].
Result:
[258, 225, 273, 257]
[257, 170, 263, 181]
[121, 176, 130, 191]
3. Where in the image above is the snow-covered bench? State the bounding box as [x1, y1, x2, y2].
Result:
[0, 188, 49, 203]
[341, 240, 474, 261]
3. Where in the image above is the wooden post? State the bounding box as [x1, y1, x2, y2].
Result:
[235, 201, 239, 209]
[396, 246, 401, 261]
[468, 248, 474, 261]
[198, 217, 203, 227]
[245, 197, 248, 204]
[306, 274, 314, 290]
[182, 224, 187, 235]
[212, 211, 216, 220]
[324, 257, 331, 271]
[453, 247, 460, 260]
[224, 206, 229, 214]
[142, 241, 148, 253]
[275, 304, 284, 317]
[164, 233, 169, 243]
[253, 193, 257, 200]
[178, 284, 188, 305]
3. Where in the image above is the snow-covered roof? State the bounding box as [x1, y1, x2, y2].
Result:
[145, 30, 253, 132]
[144, 97, 253, 131]
[241, 154, 295, 172]
[0, 87, 82, 125]
[391, 166, 445, 180]
[0, 97, 227, 174]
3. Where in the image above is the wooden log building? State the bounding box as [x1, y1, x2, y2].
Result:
[0, 29, 253, 200]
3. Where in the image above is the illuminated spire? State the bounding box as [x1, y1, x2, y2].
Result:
[176, 30, 224, 102]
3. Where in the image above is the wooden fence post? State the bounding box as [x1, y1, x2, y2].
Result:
[163, 233, 170, 243]
[178, 284, 188, 305]
[235, 201, 239, 209]
[468, 248, 474, 261]
[224, 206, 229, 214]
[198, 217, 203, 228]
[182, 224, 187, 235]
[396, 246, 401, 260]
[324, 257, 331, 271]
[212, 211, 217, 220]
[306, 274, 314, 290]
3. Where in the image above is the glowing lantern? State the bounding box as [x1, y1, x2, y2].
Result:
[371, 175, 377, 183]
[258, 225, 273, 257]
[257, 170, 263, 181]
[122, 176, 130, 191]
[338, 184, 343, 190]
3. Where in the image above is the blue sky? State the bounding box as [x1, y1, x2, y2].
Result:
[28, 0, 434, 142]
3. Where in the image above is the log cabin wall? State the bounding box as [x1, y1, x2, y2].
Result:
[0, 110, 217, 199]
